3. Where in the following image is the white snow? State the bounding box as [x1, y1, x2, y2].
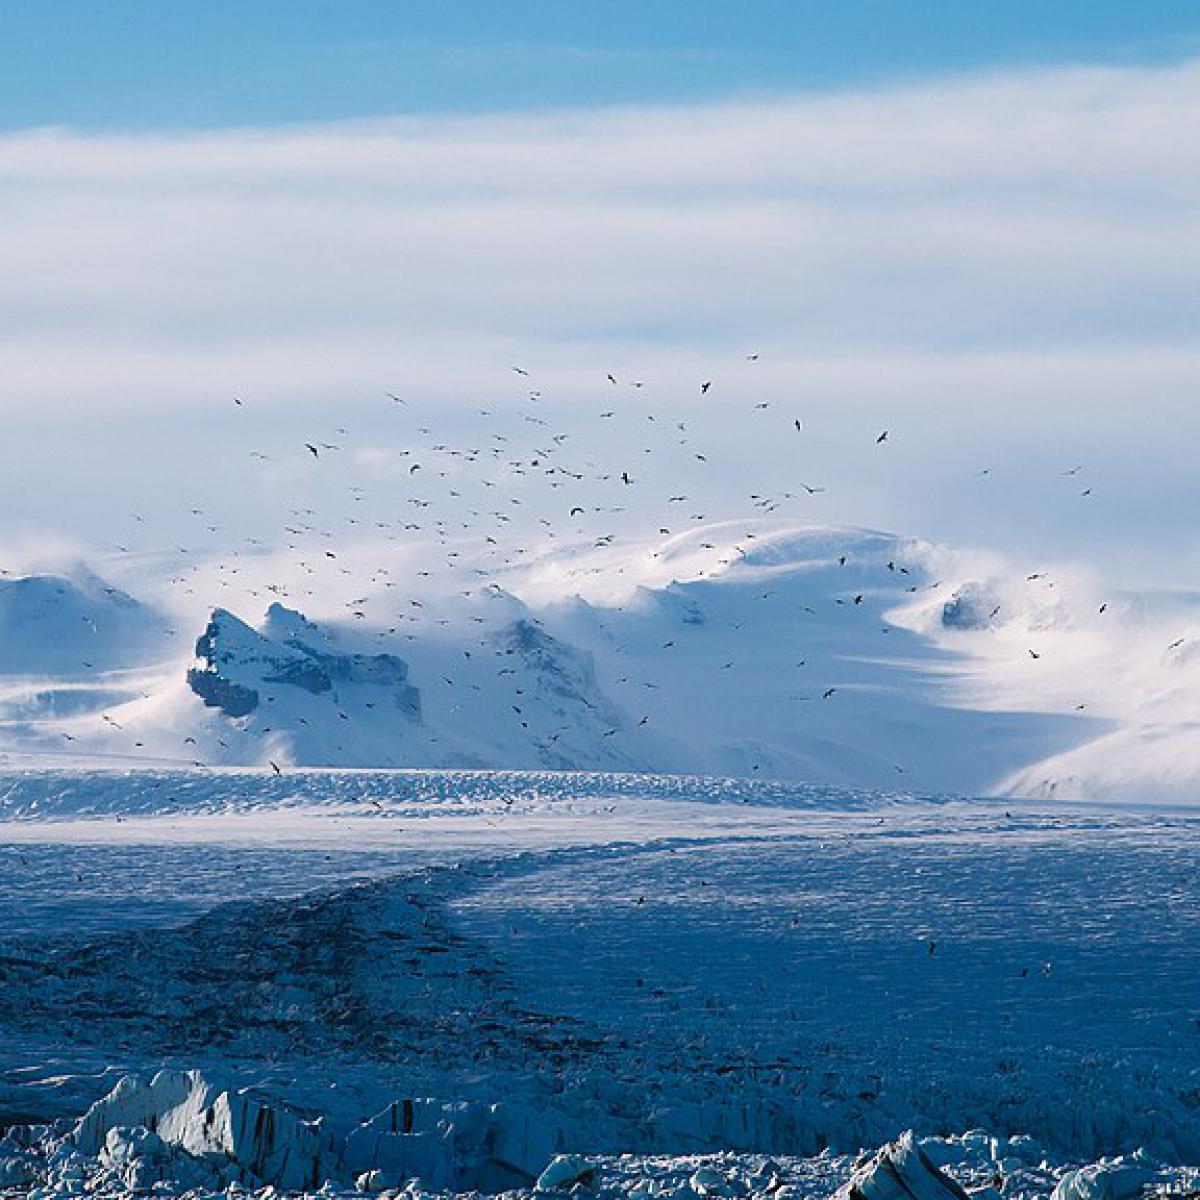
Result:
[7, 519, 1197, 800]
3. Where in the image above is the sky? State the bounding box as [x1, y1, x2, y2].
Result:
[4, 2, 1200, 128]
[3, 4, 1200, 585]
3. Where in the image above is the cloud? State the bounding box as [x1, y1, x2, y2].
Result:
[1, 59, 1199, 576]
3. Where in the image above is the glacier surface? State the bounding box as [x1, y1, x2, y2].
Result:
[0, 769, 1197, 1197]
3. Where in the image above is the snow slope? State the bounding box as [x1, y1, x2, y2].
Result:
[0, 567, 171, 675]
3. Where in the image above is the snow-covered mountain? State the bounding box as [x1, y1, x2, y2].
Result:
[0, 567, 171, 675]
[2, 521, 1198, 800]
[187, 604, 422, 722]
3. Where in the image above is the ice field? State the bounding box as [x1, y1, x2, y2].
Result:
[0, 769, 1197, 1197]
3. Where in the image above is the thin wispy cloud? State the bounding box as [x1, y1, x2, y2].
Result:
[1, 59, 1199, 573]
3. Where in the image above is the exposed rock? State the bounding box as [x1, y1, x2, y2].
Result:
[193, 608, 331, 697]
[186, 666, 261, 717]
[187, 604, 421, 720]
[496, 618, 633, 768]
[942, 583, 1002, 631]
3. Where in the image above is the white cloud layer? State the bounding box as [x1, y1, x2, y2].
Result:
[2, 58, 1200, 577]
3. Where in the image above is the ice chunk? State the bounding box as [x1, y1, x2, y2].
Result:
[536, 1153, 596, 1192]
[1051, 1160, 1157, 1200]
[841, 1132, 972, 1200]
[73, 1069, 334, 1191]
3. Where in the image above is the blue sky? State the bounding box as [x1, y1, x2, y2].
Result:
[4, 1, 1200, 129]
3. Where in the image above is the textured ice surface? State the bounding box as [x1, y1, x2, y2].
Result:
[0, 770, 1197, 1197]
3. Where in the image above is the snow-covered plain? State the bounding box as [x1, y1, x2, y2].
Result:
[1, 769, 1198, 1198]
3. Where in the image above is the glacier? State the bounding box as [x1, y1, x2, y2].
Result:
[0, 770, 1198, 1197]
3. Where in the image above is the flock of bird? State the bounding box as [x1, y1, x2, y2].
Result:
[3, 353, 1122, 772]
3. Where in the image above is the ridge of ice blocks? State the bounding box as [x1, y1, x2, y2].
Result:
[2, 1072, 1196, 1200]
[46, 1070, 569, 1195]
